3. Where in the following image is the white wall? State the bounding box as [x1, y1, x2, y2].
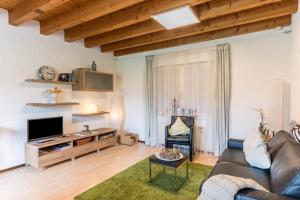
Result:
[229, 34, 292, 139]
[116, 30, 292, 141]
[291, 2, 300, 122]
[0, 10, 117, 170]
[116, 57, 147, 141]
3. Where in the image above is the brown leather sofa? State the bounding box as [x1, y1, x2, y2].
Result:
[199, 131, 300, 200]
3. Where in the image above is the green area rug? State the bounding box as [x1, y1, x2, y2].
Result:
[75, 158, 212, 200]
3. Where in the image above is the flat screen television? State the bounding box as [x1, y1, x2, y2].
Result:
[27, 116, 63, 142]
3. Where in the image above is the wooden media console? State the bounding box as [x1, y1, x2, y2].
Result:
[26, 128, 117, 168]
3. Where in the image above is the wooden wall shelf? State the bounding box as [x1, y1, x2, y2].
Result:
[72, 111, 109, 117]
[26, 102, 80, 107]
[25, 79, 78, 85]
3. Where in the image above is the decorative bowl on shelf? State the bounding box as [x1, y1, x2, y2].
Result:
[58, 73, 72, 82]
[155, 148, 183, 161]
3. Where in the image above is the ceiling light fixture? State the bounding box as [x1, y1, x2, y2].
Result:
[151, 5, 200, 30]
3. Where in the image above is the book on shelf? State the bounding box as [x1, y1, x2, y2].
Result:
[53, 143, 72, 151]
[99, 133, 114, 140]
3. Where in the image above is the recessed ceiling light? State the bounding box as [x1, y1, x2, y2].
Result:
[151, 5, 200, 30]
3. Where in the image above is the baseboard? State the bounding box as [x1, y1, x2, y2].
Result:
[0, 164, 25, 173]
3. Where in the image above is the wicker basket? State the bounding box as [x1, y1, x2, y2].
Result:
[74, 137, 92, 146]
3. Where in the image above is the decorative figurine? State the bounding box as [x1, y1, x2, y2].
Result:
[91, 61, 97, 71]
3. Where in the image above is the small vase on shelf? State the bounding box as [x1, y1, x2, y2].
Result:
[47, 94, 58, 104]
[43, 87, 63, 104]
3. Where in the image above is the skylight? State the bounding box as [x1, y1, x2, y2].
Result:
[151, 5, 200, 30]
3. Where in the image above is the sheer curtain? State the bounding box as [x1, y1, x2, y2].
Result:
[154, 47, 217, 153]
[215, 44, 230, 156]
[145, 55, 158, 146]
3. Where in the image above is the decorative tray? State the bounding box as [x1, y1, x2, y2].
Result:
[155, 149, 184, 161]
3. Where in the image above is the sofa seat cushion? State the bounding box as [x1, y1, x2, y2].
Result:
[166, 135, 189, 142]
[236, 188, 295, 200]
[270, 142, 300, 198]
[208, 162, 270, 190]
[218, 148, 249, 167]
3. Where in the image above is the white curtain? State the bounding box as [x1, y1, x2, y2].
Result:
[145, 55, 158, 146]
[153, 47, 217, 153]
[215, 44, 230, 156]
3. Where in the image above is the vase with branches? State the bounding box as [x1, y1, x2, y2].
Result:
[252, 108, 272, 143]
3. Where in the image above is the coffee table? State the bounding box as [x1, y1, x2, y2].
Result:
[148, 154, 188, 184]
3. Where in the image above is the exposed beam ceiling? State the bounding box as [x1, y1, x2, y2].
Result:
[64, 0, 211, 42]
[114, 15, 291, 56]
[0, 0, 297, 56]
[85, 0, 290, 48]
[9, 0, 72, 26]
[0, 0, 22, 10]
[101, 0, 297, 52]
[198, 0, 283, 20]
[84, 20, 162, 48]
[40, 0, 145, 35]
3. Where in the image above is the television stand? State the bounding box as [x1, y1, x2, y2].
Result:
[34, 138, 56, 144]
[26, 128, 118, 168]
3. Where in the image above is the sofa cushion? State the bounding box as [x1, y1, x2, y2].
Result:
[270, 142, 300, 198]
[243, 130, 271, 169]
[218, 148, 249, 166]
[166, 135, 189, 142]
[169, 117, 190, 136]
[208, 162, 270, 190]
[289, 121, 300, 143]
[268, 130, 295, 160]
[236, 188, 295, 200]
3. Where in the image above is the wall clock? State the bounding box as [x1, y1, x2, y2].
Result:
[39, 66, 56, 81]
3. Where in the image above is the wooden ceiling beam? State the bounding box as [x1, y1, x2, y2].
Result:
[114, 15, 291, 56]
[198, 0, 283, 20]
[85, 19, 162, 48]
[85, 0, 285, 48]
[40, 0, 145, 35]
[9, 0, 71, 26]
[101, 0, 297, 52]
[64, 0, 211, 42]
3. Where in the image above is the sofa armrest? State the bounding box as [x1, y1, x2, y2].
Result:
[228, 139, 244, 149]
[237, 189, 297, 200]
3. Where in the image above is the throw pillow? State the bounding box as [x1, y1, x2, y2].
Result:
[289, 121, 300, 143]
[243, 130, 271, 169]
[169, 117, 190, 136]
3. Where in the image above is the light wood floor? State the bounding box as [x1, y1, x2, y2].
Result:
[0, 143, 218, 200]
